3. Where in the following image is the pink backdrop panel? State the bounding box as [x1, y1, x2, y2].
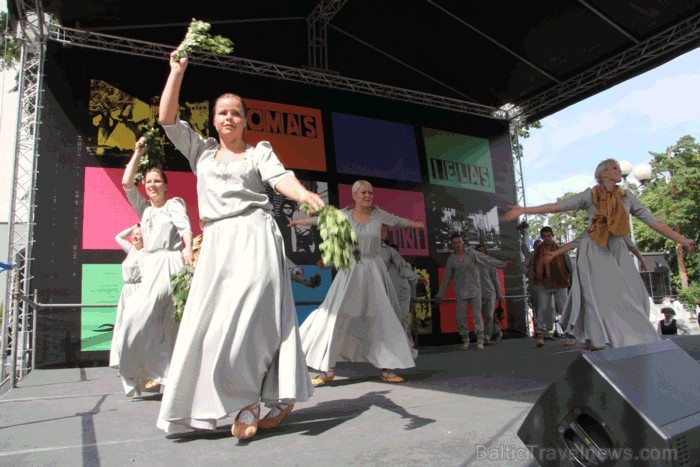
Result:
[338, 184, 428, 256]
[82, 167, 200, 250]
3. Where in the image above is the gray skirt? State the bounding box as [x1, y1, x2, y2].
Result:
[561, 235, 659, 348]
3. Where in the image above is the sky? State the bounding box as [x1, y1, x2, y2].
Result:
[0, 1, 699, 220]
[520, 46, 700, 208]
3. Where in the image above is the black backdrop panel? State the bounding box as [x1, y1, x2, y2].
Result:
[33, 42, 523, 368]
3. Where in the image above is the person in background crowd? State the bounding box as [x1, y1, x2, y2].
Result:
[524, 237, 543, 330]
[433, 234, 513, 351]
[531, 226, 571, 347]
[658, 307, 692, 336]
[474, 244, 505, 345]
[662, 296, 693, 323]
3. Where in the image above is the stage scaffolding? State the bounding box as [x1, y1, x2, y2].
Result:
[3, 0, 699, 394]
[1, 0, 47, 396]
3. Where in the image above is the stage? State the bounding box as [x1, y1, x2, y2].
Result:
[3, 335, 699, 466]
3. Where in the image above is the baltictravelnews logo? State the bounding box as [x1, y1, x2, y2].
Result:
[423, 128, 495, 193]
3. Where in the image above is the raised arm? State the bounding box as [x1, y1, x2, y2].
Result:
[122, 137, 147, 190]
[502, 203, 561, 222]
[541, 243, 576, 265]
[647, 220, 695, 254]
[158, 51, 188, 126]
[115, 224, 138, 253]
[288, 216, 316, 227]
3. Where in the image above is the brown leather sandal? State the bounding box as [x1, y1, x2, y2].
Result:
[259, 404, 295, 429]
[231, 403, 261, 440]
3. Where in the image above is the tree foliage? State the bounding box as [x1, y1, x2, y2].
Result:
[633, 135, 700, 305]
[524, 192, 588, 246]
[1, 12, 20, 71]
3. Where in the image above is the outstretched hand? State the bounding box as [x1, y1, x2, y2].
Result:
[299, 189, 325, 213]
[288, 218, 313, 228]
[541, 252, 555, 265]
[501, 205, 523, 222]
[684, 238, 696, 255]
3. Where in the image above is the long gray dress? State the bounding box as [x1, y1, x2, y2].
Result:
[299, 206, 416, 372]
[109, 235, 143, 368]
[559, 187, 661, 348]
[379, 242, 422, 351]
[157, 121, 313, 433]
[118, 187, 191, 396]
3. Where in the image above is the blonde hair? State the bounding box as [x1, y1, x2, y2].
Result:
[594, 158, 619, 184]
[351, 180, 372, 195]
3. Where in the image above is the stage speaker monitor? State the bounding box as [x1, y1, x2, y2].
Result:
[518, 339, 700, 466]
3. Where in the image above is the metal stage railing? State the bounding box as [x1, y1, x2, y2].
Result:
[1, 291, 528, 396]
[0, 291, 326, 396]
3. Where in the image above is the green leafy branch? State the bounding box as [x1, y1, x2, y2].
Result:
[135, 126, 166, 183]
[173, 19, 234, 61]
[171, 265, 195, 323]
[300, 204, 361, 270]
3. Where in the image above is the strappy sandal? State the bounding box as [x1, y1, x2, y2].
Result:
[259, 404, 295, 429]
[380, 370, 404, 383]
[143, 380, 161, 392]
[311, 372, 334, 387]
[231, 402, 260, 441]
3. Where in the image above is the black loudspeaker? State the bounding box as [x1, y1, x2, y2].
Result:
[667, 334, 700, 362]
[518, 339, 700, 466]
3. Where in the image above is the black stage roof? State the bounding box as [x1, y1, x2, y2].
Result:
[11, 0, 700, 122]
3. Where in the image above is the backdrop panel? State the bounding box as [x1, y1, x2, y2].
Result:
[30, 43, 523, 368]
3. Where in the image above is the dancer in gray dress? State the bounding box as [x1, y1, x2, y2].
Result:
[109, 224, 144, 369]
[156, 50, 325, 441]
[119, 139, 194, 396]
[379, 225, 427, 351]
[503, 158, 696, 350]
[541, 230, 647, 340]
[292, 180, 424, 386]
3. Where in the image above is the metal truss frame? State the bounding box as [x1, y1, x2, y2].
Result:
[1, 0, 47, 395]
[514, 12, 700, 123]
[306, 0, 347, 71]
[48, 25, 500, 119]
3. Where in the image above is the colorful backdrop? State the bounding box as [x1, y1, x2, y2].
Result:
[30, 43, 522, 366]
